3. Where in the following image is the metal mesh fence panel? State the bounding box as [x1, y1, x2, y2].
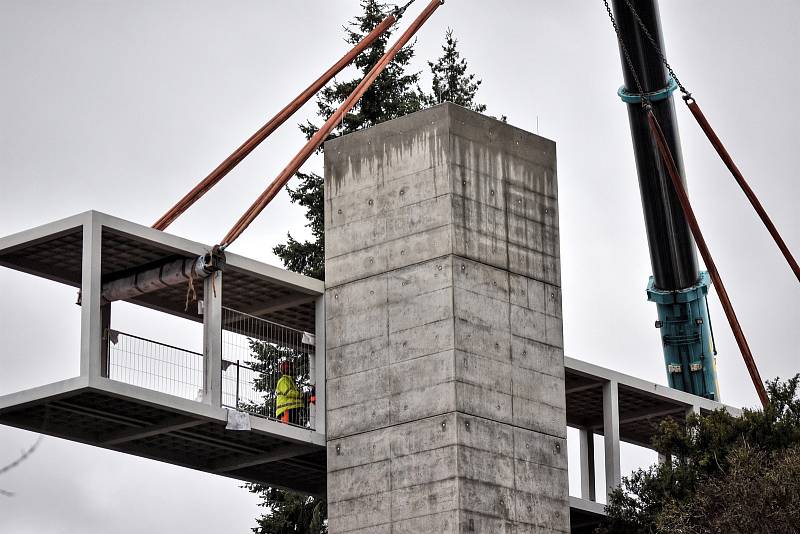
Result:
[107, 330, 204, 401]
[221, 307, 316, 429]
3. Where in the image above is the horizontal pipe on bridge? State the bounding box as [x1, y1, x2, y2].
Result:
[101, 249, 224, 303]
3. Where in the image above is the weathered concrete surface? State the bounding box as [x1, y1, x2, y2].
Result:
[325, 103, 568, 533]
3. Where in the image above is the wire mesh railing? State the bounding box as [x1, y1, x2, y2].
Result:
[107, 330, 204, 401]
[104, 308, 318, 430]
[221, 307, 316, 430]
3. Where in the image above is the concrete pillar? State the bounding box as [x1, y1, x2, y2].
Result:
[324, 103, 569, 533]
[203, 270, 222, 408]
[603, 380, 621, 498]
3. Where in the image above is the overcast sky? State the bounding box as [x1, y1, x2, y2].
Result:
[1, 1, 798, 532]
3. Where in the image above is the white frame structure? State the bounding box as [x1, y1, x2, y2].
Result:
[0, 211, 742, 522]
[0, 211, 326, 494]
[565, 356, 740, 528]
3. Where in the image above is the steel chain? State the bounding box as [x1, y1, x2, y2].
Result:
[619, 0, 689, 96]
[602, 0, 647, 105]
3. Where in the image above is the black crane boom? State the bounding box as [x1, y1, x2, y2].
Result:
[610, 0, 719, 400]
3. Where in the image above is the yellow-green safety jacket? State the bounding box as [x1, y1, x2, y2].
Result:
[276, 374, 304, 417]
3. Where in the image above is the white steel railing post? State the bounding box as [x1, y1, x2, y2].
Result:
[235, 360, 241, 409]
[603, 380, 622, 498]
[203, 270, 223, 407]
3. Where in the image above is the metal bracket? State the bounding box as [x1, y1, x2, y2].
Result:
[618, 77, 678, 104]
[647, 272, 719, 400]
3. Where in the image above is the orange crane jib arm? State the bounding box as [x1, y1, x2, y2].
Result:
[219, 0, 445, 248]
[151, 10, 400, 231]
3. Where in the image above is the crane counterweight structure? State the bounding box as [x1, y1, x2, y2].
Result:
[610, 0, 719, 400]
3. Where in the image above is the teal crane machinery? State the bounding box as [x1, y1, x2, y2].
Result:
[607, 0, 798, 406]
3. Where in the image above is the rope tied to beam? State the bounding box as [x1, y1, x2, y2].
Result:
[185, 267, 197, 312]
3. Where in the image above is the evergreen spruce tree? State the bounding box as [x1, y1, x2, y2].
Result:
[425, 27, 487, 112]
[251, 2, 426, 532]
[259, 4, 491, 530]
[245, 338, 321, 534]
[597, 376, 800, 533]
[273, 0, 425, 282]
[271, 172, 325, 281]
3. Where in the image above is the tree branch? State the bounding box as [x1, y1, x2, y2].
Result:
[0, 436, 43, 477]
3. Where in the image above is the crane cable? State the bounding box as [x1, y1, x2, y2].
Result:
[603, 0, 770, 408]
[219, 0, 446, 249]
[151, 1, 418, 231]
[618, 0, 800, 284]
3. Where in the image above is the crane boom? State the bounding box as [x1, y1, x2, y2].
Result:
[611, 0, 719, 400]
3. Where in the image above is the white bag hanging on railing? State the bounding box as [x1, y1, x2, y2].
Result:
[225, 408, 251, 431]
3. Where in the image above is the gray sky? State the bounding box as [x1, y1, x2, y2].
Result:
[1, 0, 798, 531]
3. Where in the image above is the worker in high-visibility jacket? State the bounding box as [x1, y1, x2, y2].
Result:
[275, 360, 304, 424]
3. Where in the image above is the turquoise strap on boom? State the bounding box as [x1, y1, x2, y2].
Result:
[618, 76, 678, 104]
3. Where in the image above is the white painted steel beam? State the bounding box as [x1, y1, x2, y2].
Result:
[243, 294, 318, 317]
[100, 416, 205, 446]
[100, 303, 111, 378]
[211, 445, 316, 473]
[566, 356, 741, 417]
[203, 271, 223, 408]
[80, 214, 103, 379]
[586, 404, 686, 431]
[0, 212, 86, 256]
[603, 380, 622, 498]
[314, 294, 326, 434]
[569, 496, 606, 517]
[579, 428, 596, 501]
[0, 210, 323, 296]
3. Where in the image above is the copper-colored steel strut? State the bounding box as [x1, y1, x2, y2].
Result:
[151, 10, 402, 231]
[219, 0, 445, 248]
[683, 96, 800, 283]
[647, 109, 769, 408]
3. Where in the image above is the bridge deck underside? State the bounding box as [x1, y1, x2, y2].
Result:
[0, 215, 318, 332]
[569, 500, 606, 534]
[0, 385, 326, 496]
[566, 367, 698, 447]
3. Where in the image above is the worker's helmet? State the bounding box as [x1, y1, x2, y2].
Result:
[279, 360, 291, 374]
